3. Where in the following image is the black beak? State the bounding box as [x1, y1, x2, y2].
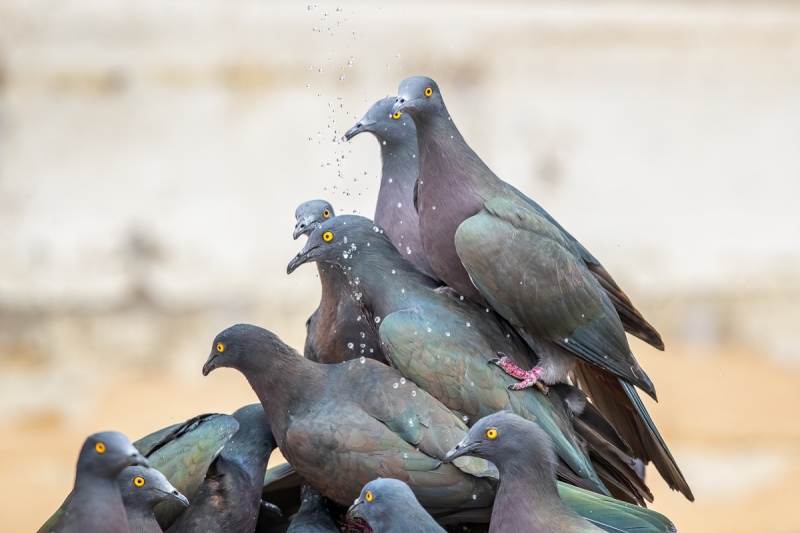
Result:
[346, 499, 365, 520]
[260, 500, 282, 517]
[392, 96, 415, 114]
[443, 439, 479, 464]
[168, 489, 190, 508]
[287, 244, 319, 275]
[129, 452, 150, 469]
[202, 354, 218, 376]
[293, 217, 316, 240]
[343, 119, 374, 142]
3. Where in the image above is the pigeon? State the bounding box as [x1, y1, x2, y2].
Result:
[343, 97, 436, 278]
[39, 415, 239, 533]
[293, 200, 386, 364]
[347, 478, 446, 533]
[392, 76, 692, 500]
[55, 431, 149, 533]
[119, 465, 189, 533]
[167, 404, 277, 533]
[288, 215, 652, 505]
[444, 412, 677, 533]
[202, 324, 498, 519]
[286, 485, 340, 533]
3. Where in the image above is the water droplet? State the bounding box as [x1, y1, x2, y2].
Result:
[472, 494, 477, 500]
[406, 247, 411, 255]
[466, 322, 471, 327]
[388, 178, 393, 183]
[393, 382, 399, 388]
[347, 342, 354, 349]
[400, 378, 406, 384]
[408, 419, 414, 426]
[360, 332, 366, 338]
[411, 390, 417, 396]
[391, 269, 396, 274]
[445, 332, 451, 337]
[426, 327, 432, 333]
[397, 202, 402, 208]
[382, 140, 387, 145]
[375, 316, 381, 324]
[462, 415, 469, 422]
[360, 356, 366, 363]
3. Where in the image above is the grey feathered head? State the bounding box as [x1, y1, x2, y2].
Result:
[392, 76, 445, 118]
[78, 431, 150, 477]
[118, 465, 189, 511]
[294, 200, 335, 240]
[344, 97, 417, 145]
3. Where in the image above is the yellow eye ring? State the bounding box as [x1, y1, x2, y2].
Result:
[95, 442, 106, 453]
[486, 428, 498, 439]
[391, 111, 402, 120]
[216, 343, 225, 353]
[365, 491, 373, 502]
[424, 87, 433, 97]
[133, 476, 146, 487]
[322, 208, 331, 219]
[322, 231, 334, 242]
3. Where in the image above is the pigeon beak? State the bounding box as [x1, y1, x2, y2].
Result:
[287, 244, 319, 274]
[129, 451, 150, 469]
[202, 354, 218, 376]
[343, 118, 376, 142]
[293, 217, 316, 240]
[167, 489, 190, 508]
[346, 499, 365, 520]
[392, 96, 418, 114]
[443, 439, 479, 464]
[260, 500, 282, 517]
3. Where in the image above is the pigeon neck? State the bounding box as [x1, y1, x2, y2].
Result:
[239, 349, 323, 447]
[70, 473, 127, 530]
[317, 261, 348, 322]
[125, 506, 161, 533]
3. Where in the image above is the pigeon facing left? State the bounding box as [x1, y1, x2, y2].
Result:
[347, 478, 446, 533]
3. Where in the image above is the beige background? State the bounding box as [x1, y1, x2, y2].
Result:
[1, 1, 799, 531]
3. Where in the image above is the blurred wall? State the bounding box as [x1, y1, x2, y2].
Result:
[1, 1, 799, 530]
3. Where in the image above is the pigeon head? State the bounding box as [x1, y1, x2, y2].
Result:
[78, 431, 150, 478]
[347, 478, 419, 530]
[344, 97, 417, 145]
[118, 464, 189, 511]
[443, 411, 554, 471]
[294, 199, 335, 240]
[287, 215, 395, 274]
[393, 76, 444, 118]
[203, 324, 296, 376]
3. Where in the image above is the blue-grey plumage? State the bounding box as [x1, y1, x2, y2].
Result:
[119, 465, 188, 533]
[348, 478, 446, 533]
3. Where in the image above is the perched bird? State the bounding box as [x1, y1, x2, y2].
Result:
[39, 414, 239, 533]
[293, 200, 386, 364]
[343, 97, 436, 278]
[393, 76, 692, 500]
[119, 465, 189, 533]
[288, 215, 651, 505]
[167, 404, 277, 533]
[444, 412, 677, 533]
[55, 431, 150, 533]
[202, 324, 498, 519]
[286, 485, 340, 533]
[347, 478, 446, 533]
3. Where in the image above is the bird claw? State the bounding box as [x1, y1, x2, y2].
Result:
[491, 353, 548, 394]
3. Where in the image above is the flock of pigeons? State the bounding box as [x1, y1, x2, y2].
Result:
[41, 76, 692, 533]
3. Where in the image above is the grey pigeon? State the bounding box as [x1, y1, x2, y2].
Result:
[444, 412, 677, 533]
[119, 465, 189, 533]
[56, 431, 150, 533]
[348, 478, 446, 533]
[293, 200, 385, 364]
[343, 97, 436, 278]
[202, 324, 498, 518]
[167, 404, 277, 533]
[286, 485, 339, 533]
[393, 76, 692, 500]
[288, 215, 652, 505]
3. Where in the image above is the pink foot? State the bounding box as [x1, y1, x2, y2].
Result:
[489, 353, 549, 394]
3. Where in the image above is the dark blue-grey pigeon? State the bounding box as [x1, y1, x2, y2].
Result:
[392, 76, 692, 501]
[347, 478, 446, 533]
[286, 485, 339, 532]
[343, 97, 436, 279]
[55, 431, 150, 533]
[444, 412, 677, 533]
[293, 200, 385, 364]
[288, 216, 653, 506]
[166, 404, 277, 533]
[119, 465, 189, 533]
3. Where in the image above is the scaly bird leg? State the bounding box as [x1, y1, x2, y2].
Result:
[488, 353, 549, 394]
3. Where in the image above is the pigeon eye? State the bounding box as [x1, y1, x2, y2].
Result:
[424, 87, 433, 97]
[365, 491, 373, 502]
[133, 476, 146, 488]
[322, 231, 334, 242]
[322, 209, 331, 219]
[486, 428, 498, 439]
[216, 343, 225, 353]
[95, 442, 106, 454]
[392, 111, 402, 120]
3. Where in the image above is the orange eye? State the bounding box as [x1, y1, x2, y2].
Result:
[95, 442, 106, 454]
[133, 476, 146, 487]
[392, 111, 402, 120]
[216, 343, 225, 353]
[365, 491, 373, 502]
[486, 428, 498, 439]
[424, 87, 433, 97]
[322, 231, 334, 242]
[322, 209, 331, 219]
